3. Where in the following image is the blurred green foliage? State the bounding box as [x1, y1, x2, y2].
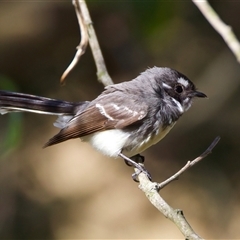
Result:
[0, 75, 23, 157]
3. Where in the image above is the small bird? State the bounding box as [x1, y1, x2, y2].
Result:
[0, 67, 206, 179]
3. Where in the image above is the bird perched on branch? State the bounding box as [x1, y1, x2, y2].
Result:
[0, 67, 206, 180]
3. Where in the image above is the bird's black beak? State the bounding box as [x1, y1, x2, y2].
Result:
[194, 91, 207, 98]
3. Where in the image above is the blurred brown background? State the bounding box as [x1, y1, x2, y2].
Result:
[0, 1, 240, 239]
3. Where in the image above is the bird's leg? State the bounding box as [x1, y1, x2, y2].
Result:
[123, 154, 145, 166]
[118, 153, 152, 181]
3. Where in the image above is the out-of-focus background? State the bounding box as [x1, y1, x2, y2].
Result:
[0, 1, 240, 239]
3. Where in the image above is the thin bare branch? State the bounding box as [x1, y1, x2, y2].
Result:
[158, 136, 220, 189]
[60, 0, 89, 85]
[79, 0, 113, 86]
[193, 0, 240, 63]
[134, 136, 220, 239]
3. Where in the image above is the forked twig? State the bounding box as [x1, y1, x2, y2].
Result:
[61, 0, 113, 86]
[134, 137, 220, 240]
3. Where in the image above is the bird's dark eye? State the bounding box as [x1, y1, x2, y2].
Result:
[175, 85, 184, 94]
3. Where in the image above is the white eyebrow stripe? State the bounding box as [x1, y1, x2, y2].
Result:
[96, 103, 114, 120]
[162, 83, 172, 89]
[177, 77, 189, 88]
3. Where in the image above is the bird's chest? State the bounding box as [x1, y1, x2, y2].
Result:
[128, 122, 176, 156]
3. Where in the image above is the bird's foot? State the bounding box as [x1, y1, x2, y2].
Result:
[119, 153, 152, 182]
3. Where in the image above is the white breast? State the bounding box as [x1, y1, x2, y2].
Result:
[81, 122, 176, 158]
[82, 129, 131, 158]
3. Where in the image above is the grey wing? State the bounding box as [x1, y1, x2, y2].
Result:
[44, 94, 148, 147]
[95, 96, 148, 128]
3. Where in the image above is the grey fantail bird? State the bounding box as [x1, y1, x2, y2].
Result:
[0, 67, 207, 180]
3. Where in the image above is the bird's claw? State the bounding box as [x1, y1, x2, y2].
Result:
[118, 152, 152, 182]
[131, 166, 152, 182]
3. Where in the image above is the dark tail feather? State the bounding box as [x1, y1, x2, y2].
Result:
[0, 90, 87, 115]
